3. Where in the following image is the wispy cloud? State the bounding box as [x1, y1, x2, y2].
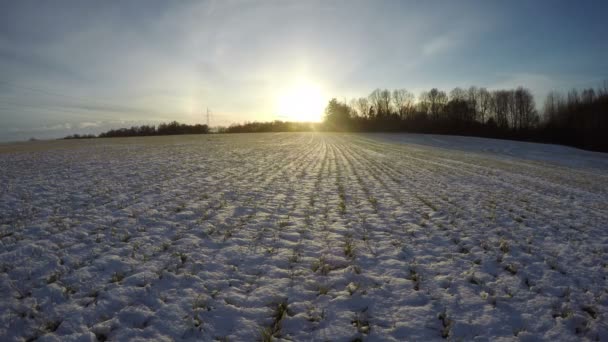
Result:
[422, 33, 461, 57]
[490, 72, 608, 103]
[78, 121, 100, 128]
[9, 123, 72, 133]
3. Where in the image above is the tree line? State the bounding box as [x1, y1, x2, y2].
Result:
[325, 86, 539, 132]
[60, 83, 607, 152]
[324, 83, 608, 152]
[218, 121, 322, 133]
[64, 121, 209, 139]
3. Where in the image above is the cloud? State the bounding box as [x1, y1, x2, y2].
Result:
[8, 123, 72, 133]
[422, 33, 461, 57]
[78, 121, 100, 128]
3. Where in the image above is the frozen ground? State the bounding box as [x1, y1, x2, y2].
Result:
[368, 133, 608, 171]
[0, 133, 607, 341]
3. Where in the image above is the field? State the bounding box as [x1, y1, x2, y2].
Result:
[1, 133, 607, 341]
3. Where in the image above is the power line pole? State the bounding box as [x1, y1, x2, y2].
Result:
[206, 107, 211, 127]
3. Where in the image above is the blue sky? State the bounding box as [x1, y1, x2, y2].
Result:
[1, 0, 607, 141]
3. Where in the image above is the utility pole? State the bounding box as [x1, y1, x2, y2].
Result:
[206, 107, 211, 127]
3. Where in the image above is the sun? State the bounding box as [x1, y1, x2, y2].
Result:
[275, 82, 326, 122]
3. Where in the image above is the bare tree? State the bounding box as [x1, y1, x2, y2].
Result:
[543, 91, 562, 122]
[567, 89, 580, 108]
[506, 90, 517, 128]
[477, 88, 492, 123]
[417, 91, 430, 115]
[492, 90, 511, 128]
[380, 89, 392, 117]
[354, 97, 371, 119]
[392, 89, 415, 119]
[468, 86, 480, 120]
[449, 87, 476, 122]
[513, 87, 537, 129]
[450, 87, 467, 101]
[581, 88, 596, 104]
[426, 88, 448, 120]
[368, 89, 382, 118]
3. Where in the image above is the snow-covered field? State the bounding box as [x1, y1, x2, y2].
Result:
[1, 133, 607, 341]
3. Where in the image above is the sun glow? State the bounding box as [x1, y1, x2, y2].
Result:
[275, 81, 326, 122]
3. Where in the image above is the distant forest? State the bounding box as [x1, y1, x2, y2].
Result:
[226, 83, 608, 152]
[324, 84, 608, 152]
[64, 83, 608, 152]
[65, 121, 209, 139]
[218, 121, 322, 133]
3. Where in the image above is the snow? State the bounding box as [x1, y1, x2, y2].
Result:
[367, 133, 608, 171]
[1, 133, 607, 341]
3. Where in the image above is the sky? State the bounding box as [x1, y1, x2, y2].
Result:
[1, 0, 607, 141]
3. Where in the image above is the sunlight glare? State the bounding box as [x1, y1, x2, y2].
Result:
[275, 81, 326, 122]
